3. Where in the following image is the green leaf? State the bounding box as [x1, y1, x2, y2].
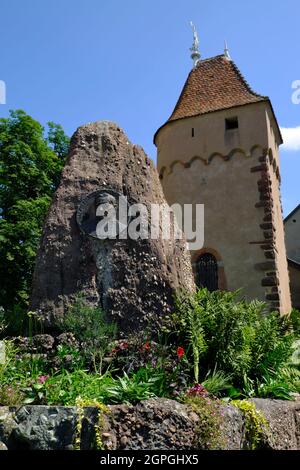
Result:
[23, 397, 35, 404]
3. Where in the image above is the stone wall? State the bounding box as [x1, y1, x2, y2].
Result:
[0, 398, 299, 450]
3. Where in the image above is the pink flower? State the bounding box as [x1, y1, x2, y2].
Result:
[37, 375, 49, 384]
[186, 383, 209, 397]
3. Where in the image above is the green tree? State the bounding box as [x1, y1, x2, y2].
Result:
[0, 110, 69, 331]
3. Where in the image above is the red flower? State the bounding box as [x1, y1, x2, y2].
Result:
[177, 346, 185, 359]
[139, 341, 151, 353]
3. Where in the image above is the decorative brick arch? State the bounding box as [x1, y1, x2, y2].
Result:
[191, 247, 227, 291]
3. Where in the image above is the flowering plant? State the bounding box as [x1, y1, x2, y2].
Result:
[186, 383, 209, 398]
[37, 375, 49, 384]
[177, 346, 185, 359]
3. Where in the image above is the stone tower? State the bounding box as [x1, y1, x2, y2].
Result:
[154, 53, 291, 313]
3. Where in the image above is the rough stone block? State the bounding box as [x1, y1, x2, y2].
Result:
[29, 122, 195, 335]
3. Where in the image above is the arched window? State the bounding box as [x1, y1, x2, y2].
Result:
[196, 253, 218, 292]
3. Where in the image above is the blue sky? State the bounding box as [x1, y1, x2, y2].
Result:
[0, 0, 299, 216]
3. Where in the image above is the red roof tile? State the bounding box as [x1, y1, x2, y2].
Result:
[170, 55, 267, 120]
[154, 55, 279, 144]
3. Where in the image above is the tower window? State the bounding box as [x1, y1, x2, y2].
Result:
[191, 127, 195, 137]
[196, 253, 218, 292]
[225, 117, 239, 130]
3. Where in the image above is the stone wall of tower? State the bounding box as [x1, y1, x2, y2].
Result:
[262, 109, 292, 313]
[156, 103, 291, 314]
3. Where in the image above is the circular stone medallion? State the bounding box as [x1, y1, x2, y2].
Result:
[76, 188, 129, 240]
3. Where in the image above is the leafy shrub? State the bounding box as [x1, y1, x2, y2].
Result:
[255, 374, 293, 400]
[103, 369, 159, 404]
[54, 344, 85, 372]
[110, 334, 192, 397]
[269, 366, 300, 395]
[2, 303, 25, 337]
[172, 289, 296, 396]
[290, 309, 300, 335]
[179, 293, 206, 383]
[0, 339, 169, 405]
[202, 370, 232, 397]
[0, 339, 49, 403]
[36, 368, 167, 406]
[289, 339, 300, 369]
[1, 290, 299, 406]
[41, 370, 114, 405]
[59, 297, 117, 374]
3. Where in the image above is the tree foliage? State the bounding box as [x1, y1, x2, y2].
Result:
[0, 110, 69, 329]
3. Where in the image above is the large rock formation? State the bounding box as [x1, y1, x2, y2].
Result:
[30, 121, 195, 333]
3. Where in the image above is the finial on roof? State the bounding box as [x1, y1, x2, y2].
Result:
[224, 40, 231, 60]
[189, 21, 201, 67]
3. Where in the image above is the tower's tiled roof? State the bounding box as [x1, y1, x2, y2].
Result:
[154, 54, 282, 144]
[168, 55, 267, 121]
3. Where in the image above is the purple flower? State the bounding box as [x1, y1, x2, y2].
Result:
[186, 383, 209, 397]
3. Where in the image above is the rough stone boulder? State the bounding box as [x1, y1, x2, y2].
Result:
[1, 398, 300, 450]
[30, 121, 195, 333]
[252, 398, 300, 449]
